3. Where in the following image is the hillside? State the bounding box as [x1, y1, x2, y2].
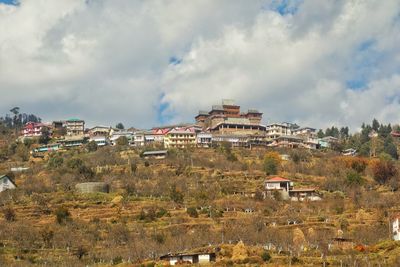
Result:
[0, 143, 400, 266]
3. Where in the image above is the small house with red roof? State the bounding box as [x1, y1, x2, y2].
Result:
[265, 177, 293, 191]
[264, 176, 321, 201]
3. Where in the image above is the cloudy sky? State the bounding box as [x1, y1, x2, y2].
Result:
[1, 0, 399, 130]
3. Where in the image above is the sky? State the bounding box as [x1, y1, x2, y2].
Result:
[0, 0, 399, 130]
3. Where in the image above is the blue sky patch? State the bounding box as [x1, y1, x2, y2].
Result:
[264, 0, 302, 15]
[358, 39, 375, 52]
[0, 0, 18, 5]
[157, 94, 175, 125]
[346, 79, 367, 90]
[169, 56, 182, 65]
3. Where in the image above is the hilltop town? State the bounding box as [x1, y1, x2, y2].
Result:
[0, 101, 400, 266]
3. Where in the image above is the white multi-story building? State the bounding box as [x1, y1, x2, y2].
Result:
[393, 217, 400, 241]
[164, 127, 196, 148]
[196, 132, 213, 147]
[266, 123, 297, 139]
[65, 119, 85, 136]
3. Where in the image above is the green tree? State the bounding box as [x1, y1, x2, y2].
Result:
[383, 136, 398, 159]
[115, 123, 124, 130]
[263, 152, 280, 175]
[372, 118, 380, 131]
[317, 129, 325, 138]
[346, 170, 362, 186]
[86, 140, 98, 152]
[39, 126, 51, 144]
[48, 155, 64, 169]
[116, 136, 129, 146]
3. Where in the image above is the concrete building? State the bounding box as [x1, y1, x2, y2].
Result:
[164, 127, 196, 148]
[265, 177, 321, 201]
[318, 136, 339, 148]
[65, 118, 85, 136]
[160, 252, 216, 266]
[196, 132, 213, 147]
[88, 126, 111, 137]
[195, 99, 265, 135]
[266, 122, 298, 139]
[22, 122, 50, 138]
[0, 175, 17, 193]
[142, 150, 168, 159]
[393, 216, 400, 241]
[110, 131, 134, 145]
[89, 136, 108, 147]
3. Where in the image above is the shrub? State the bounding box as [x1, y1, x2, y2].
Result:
[54, 207, 71, 224]
[261, 251, 271, 262]
[86, 141, 98, 152]
[3, 206, 16, 221]
[112, 256, 123, 265]
[169, 184, 184, 204]
[186, 207, 198, 218]
[48, 154, 64, 169]
[263, 152, 281, 175]
[370, 157, 397, 184]
[346, 170, 363, 186]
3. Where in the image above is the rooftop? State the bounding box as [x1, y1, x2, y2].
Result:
[266, 176, 291, 182]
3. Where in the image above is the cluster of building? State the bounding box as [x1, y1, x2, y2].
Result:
[21, 100, 341, 153]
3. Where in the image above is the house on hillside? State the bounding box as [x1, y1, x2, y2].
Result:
[160, 252, 216, 266]
[318, 136, 338, 148]
[393, 216, 400, 241]
[195, 99, 264, 136]
[264, 177, 321, 201]
[23, 122, 51, 138]
[88, 136, 108, 147]
[0, 175, 17, 193]
[164, 127, 196, 148]
[196, 132, 213, 147]
[65, 118, 85, 136]
[264, 177, 293, 200]
[142, 150, 168, 159]
[59, 136, 86, 148]
[32, 143, 61, 153]
[88, 126, 111, 137]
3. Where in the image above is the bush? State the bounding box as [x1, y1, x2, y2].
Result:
[48, 154, 64, 169]
[371, 157, 397, 184]
[263, 152, 281, 175]
[169, 184, 184, 204]
[116, 136, 129, 146]
[186, 207, 198, 218]
[86, 141, 98, 152]
[3, 206, 16, 221]
[261, 251, 271, 262]
[346, 170, 363, 186]
[54, 207, 71, 224]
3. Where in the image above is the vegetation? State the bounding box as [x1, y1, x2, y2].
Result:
[0, 116, 399, 265]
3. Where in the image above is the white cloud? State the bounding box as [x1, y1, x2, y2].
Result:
[0, 0, 399, 130]
[161, 0, 400, 130]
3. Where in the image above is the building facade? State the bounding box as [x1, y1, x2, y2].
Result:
[65, 119, 85, 136]
[195, 99, 264, 135]
[23, 122, 49, 137]
[164, 127, 196, 148]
